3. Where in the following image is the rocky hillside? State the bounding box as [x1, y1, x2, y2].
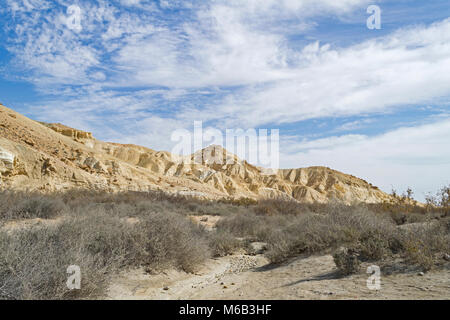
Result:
[0, 103, 394, 204]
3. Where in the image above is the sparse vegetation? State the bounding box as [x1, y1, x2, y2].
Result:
[333, 248, 361, 276]
[0, 187, 449, 299]
[0, 191, 212, 299]
[216, 197, 449, 272]
[0, 192, 66, 220]
[208, 230, 243, 257]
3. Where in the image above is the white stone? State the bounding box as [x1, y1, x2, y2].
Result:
[0, 147, 15, 170]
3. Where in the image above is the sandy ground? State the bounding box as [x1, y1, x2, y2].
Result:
[107, 253, 450, 300]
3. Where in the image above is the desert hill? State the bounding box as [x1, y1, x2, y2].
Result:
[0, 103, 394, 204]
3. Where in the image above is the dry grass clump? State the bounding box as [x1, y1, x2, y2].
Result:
[208, 230, 243, 257]
[0, 222, 107, 300]
[58, 190, 249, 218]
[396, 219, 450, 271]
[0, 190, 252, 223]
[134, 212, 210, 273]
[0, 191, 66, 220]
[253, 199, 330, 216]
[0, 196, 211, 300]
[333, 248, 361, 276]
[254, 199, 305, 215]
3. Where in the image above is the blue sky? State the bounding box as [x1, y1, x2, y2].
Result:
[0, 0, 450, 200]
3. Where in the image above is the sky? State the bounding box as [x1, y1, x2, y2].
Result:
[0, 0, 449, 201]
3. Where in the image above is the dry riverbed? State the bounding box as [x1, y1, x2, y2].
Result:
[107, 253, 450, 300]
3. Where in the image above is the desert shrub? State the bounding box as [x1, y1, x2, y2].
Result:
[0, 192, 66, 221]
[389, 211, 430, 225]
[406, 212, 431, 224]
[333, 248, 361, 276]
[58, 190, 251, 218]
[264, 232, 295, 264]
[0, 204, 211, 299]
[426, 185, 450, 215]
[0, 225, 107, 300]
[0, 210, 145, 299]
[263, 213, 358, 263]
[357, 230, 390, 261]
[134, 211, 210, 273]
[401, 237, 434, 272]
[398, 220, 449, 271]
[390, 211, 407, 225]
[253, 199, 335, 216]
[216, 212, 291, 242]
[254, 199, 304, 216]
[215, 212, 265, 239]
[208, 230, 242, 257]
[219, 197, 257, 207]
[269, 205, 395, 263]
[218, 203, 400, 265]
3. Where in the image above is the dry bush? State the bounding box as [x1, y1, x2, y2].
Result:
[0, 200, 211, 299]
[0, 224, 107, 300]
[333, 248, 361, 276]
[59, 190, 249, 218]
[218, 204, 397, 265]
[219, 197, 258, 207]
[216, 201, 447, 272]
[254, 199, 305, 215]
[208, 230, 243, 257]
[357, 230, 391, 261]
[253, 199, 333, 216]
[216, 212, 290, 241]
[388, 211, 433, 225]
[134, 211, 210, 273]
[397, 219, 450, 271]
[0, 191, 66, 221]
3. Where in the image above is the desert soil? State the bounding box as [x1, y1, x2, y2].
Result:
[107, 253, 450, 300]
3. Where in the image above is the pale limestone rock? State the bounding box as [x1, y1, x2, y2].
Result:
[0, 147, 15, 172]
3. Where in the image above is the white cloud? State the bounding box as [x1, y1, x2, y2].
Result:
[120, 0, 141, 6]
[205, 18, 450, 127]
[110, 0, 375, 89]
[5, 0, 375, 90]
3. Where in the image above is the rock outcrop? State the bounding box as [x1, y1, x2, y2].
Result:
[0, 103, 396, 204]
[41, 123, 94, 140]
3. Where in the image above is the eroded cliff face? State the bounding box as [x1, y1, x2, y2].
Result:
[0, 103, 395, 204]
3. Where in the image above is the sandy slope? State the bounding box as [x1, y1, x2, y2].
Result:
[108, 253, 450, 300]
